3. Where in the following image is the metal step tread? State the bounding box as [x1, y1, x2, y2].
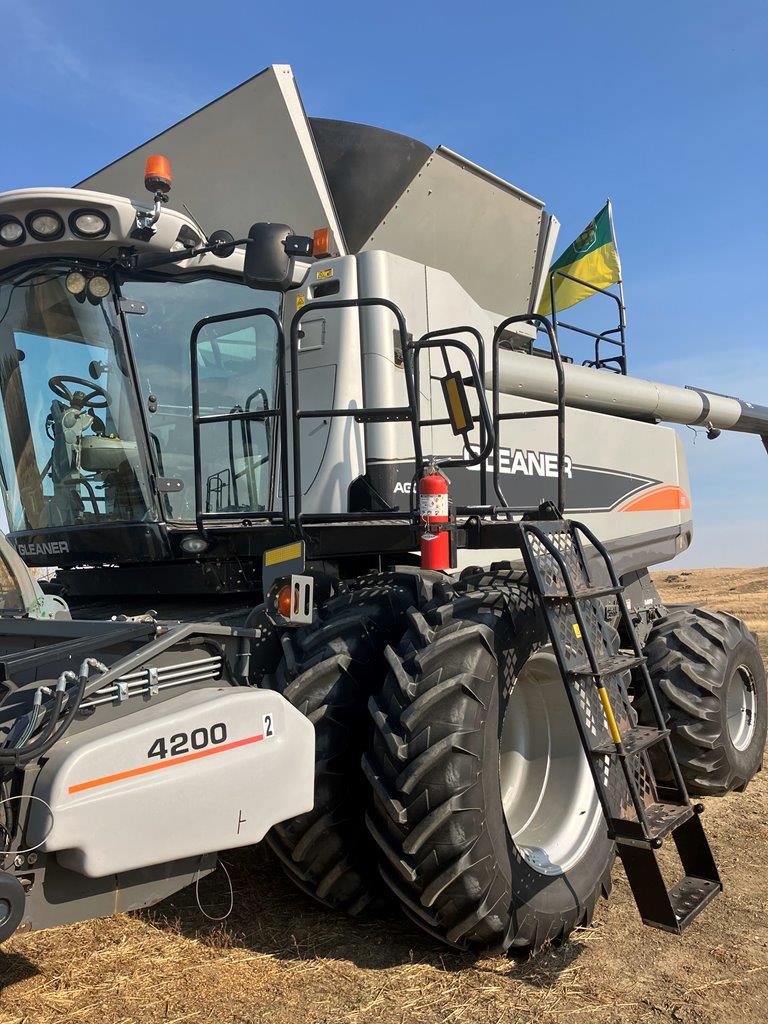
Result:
[541, 584, 623, 602]
[612, 801, 694, 844]
[592, 724, 669, 757]
[644, 876, 722, 933]
[569, 654, 646, 679]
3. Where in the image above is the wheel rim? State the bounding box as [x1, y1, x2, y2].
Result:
[499, 649, 603, 876]
[0, 899, 10, 928]
[725, 664, 756, 752]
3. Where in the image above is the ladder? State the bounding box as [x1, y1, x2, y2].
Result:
[518, 513, 722, 933]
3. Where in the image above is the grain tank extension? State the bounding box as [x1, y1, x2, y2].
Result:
[0, 64, 764, 954]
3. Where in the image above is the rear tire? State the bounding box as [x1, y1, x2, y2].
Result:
[638, 606, 767, 795]
[363, 571, 614, 953]
[262, 568, 446, 915]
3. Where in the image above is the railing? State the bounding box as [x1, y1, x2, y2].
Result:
[415, 326, 493, 506]
[189, 306, 289, 535]
[548, 269, 627, 375]
[289, 297, 422, 539]
[189, 298, 570, 539]
[492, 314, 566, 513]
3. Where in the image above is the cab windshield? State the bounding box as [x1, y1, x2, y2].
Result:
[120, 275, 281, 522]
[0, 263, 152, 532]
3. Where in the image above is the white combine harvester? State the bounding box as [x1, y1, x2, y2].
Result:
[0, 65, 764, 953]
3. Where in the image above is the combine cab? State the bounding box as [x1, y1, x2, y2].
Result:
[0, 65, 764, 952]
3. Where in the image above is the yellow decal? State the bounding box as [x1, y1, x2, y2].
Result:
[445, 376, 469, 432]
[295, 295, 306, 310]
[316, 268, 333, 280]
[572, 623, 582, 639]
[264, 541, 304, 567]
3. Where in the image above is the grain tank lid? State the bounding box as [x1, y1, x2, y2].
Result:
[356, 142, 553, 317]
[309, 118, 433, 253]
[76, 63, 554, 314]
[75, 65, 346, 252]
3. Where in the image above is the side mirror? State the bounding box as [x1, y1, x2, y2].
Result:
[244, 222, 292, 290]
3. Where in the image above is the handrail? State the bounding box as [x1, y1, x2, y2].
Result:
[189, 306, 288, 535]
[288, 297, 422, 540]
[548, 269, 627, 374]
[410, 335, 495, 473]
[492, 314, 566, 513]
[416, 326, 490, 504]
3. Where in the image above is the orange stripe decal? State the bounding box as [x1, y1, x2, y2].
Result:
[68, 733, 264, 794]
[618, 484, 690, 513]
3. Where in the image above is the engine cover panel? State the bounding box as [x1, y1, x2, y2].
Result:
[30, 686, 314, 877]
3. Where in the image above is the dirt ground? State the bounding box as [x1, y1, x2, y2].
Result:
[1, 568, 767, 1024]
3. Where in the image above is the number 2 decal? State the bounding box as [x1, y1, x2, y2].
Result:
[263, 713, 275, 738]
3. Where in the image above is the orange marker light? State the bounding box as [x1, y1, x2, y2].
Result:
[276, 584, 292, 618]
[144, 154, 173, 194]
[312, 227, 331, 258]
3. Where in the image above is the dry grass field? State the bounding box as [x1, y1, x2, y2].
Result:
[1, 568, 767, 1024]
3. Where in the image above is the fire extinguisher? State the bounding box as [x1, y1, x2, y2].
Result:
[419, 466, 452, 570]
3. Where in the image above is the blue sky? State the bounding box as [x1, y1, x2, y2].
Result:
[2, 0, 766, 566]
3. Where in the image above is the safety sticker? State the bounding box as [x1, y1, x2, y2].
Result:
[316, 268, 334, 280]
[296, 294, 306, 309]
[572, 623, 582, 639]
[419, 493, 448, 518]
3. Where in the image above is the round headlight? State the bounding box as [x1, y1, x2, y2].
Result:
[69, 209, 109, 239]
[87, 275, 111, 299]
[0, 218, 25, 246]
[180, 535, 209, 555]
[26, 210, 64, 240]
[66, 271, 88, 295]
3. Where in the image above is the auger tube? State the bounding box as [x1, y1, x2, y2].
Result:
[493, 349, 768, 436]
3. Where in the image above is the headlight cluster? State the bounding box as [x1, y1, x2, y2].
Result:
[65, 270, 111, 300]
[0, 207, 110, 247]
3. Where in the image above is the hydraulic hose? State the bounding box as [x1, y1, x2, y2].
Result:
[0, 658, 106, 766]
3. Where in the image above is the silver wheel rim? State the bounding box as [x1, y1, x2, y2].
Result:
[499, 648, 603, 876]
[725, 665, 756, 752]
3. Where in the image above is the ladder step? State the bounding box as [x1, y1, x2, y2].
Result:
[569, 654, 645, 678]
[662, 876, 722, 933]
[612, 801, 694, 845]
[542, 584, 623, 602]
[592, 725, 669, 757]
[519, 515, 721, 935]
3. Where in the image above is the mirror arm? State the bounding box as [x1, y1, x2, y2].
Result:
[120, 238, 250, 273]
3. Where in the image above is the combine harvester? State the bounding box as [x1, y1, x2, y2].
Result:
[0, 65, 764, 953]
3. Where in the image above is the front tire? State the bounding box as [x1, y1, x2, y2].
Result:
[262, 568, 446, 915]
[363, 572, 614, 953]
[638, 607, 767, 795]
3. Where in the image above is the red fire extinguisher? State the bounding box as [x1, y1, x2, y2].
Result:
[419, 466, 452, 570]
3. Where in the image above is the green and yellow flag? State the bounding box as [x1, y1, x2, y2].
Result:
[538, 201, 621, 316]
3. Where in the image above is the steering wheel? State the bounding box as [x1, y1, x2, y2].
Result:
[48, 375, 110, 409]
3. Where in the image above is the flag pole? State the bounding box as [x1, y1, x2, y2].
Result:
[606, 197, 626, 329]
[607, 197, 627, 371]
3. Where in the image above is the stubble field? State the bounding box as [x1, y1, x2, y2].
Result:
[1, 568, 767, 1024]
